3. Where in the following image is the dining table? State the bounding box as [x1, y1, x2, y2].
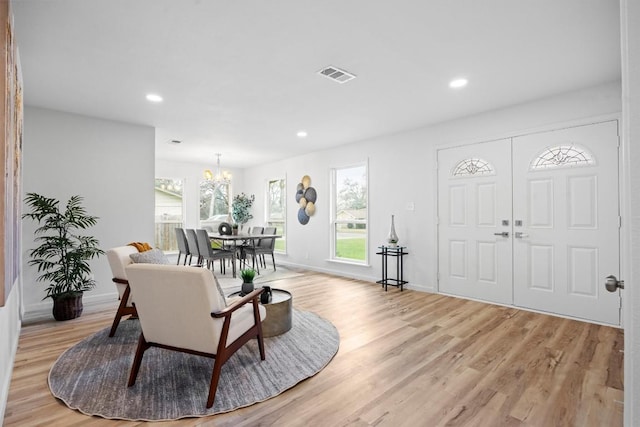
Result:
[207, 232, 281, 278]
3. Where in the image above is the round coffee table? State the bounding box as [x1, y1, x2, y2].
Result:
[261, 289, 293, 337]
[228, 288, 292, 337]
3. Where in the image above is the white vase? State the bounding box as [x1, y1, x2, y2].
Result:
[387, 215, 399, 247]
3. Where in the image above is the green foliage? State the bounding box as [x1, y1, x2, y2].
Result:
[22, 193, 104, 299]
[335, 237, 366, 261]
[337, 177, 367, 210]
[231, 193, 255, 225]
[240, 268, 256, 283]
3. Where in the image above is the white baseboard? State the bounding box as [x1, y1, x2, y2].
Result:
[22, 291, 119, 324]
[276, 260, 435, 294]
[276, 260, 378, 283]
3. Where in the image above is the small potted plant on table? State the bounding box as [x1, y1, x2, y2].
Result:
[240, 268, 256, 296]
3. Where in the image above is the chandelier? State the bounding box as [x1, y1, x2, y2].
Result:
[204, 153, 232, 185]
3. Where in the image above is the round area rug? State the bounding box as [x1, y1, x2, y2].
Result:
[48, 310, 339, 421]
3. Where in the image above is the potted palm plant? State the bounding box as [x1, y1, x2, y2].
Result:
[22, 193, 104, 321]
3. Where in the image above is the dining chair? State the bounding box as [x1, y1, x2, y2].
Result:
[174, 227, 190, 265]
[125, 263, 266, 408]
[185, 229, 201, 265]
[244, 226, 276, 273]
[241, 226, 264, 271]
[195, 228, 234, 274]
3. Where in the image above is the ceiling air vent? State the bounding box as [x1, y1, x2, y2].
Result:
[317, 65, 356, 84]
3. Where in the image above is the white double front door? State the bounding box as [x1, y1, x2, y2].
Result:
[437, 121, 621, 325]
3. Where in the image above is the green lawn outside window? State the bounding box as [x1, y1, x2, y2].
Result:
[335, 237, 366, 261]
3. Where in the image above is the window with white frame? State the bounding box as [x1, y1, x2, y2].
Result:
[266, 178, 286, 252]
[199, 181, 230, 232]
[331, 163, 368, 263]
[154, 178, 184, 252]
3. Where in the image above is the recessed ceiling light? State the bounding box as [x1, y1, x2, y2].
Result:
[297, 131, 308, 138]
[146, 93, 163, 103]
[449, 78, 468, 89]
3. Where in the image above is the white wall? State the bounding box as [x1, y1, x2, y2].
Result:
[156, 158, 245, 228]
[21, 107, 155, 321]
[0, 285, 21, 421]
[621, 1, 640, 425]
[241, 82, 622, 291]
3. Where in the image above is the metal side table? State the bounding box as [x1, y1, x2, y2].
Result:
[376, 246, 408, 291]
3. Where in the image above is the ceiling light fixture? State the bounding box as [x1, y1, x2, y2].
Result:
[449, 78, 468, 89]
[296, 131, 308, 138]
[146, 93, 163, 102]
[203, 153, 232, 186]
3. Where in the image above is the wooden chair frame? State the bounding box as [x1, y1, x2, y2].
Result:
[127, 288, 266, 408]
[108, 278, 137, 337]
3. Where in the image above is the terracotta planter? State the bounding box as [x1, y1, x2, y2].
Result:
[52, 293, 84, 321]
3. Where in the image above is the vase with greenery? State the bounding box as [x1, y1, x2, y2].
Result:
[240, 268, 256, 296]
[22, 193, 104, 321]
[231, 193, 255, 231]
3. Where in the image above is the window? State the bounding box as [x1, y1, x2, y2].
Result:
[530, 144, 595, 170]
[199, 181, 230, 231]
[332, 163, 368, 263]
[154, 178, 184, 251]
[266, 178, 286, 252]
[452, 158, 495, 177]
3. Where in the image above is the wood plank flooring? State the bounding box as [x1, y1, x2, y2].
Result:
[4, 271, 624, 426]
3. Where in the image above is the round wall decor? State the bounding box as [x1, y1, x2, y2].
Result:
[296, 175, 316, 225]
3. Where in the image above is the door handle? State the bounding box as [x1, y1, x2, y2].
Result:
[493, 232, 509, 237]
[515, 232, 529, 239]
[605, 275, 625, 292]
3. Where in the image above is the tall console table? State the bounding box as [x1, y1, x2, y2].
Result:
[376, 246, 408, 291]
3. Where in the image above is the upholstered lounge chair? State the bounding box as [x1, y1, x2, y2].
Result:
[106, 245, 139, 337]
[125, 264, 267, 408]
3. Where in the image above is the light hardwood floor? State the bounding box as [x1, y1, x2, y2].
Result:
[4, 271, 624, 426]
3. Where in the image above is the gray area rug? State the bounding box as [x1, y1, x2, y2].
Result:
[48, 310, 339, 421]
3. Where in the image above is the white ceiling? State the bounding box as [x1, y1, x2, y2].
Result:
[13, 0, 621, 168]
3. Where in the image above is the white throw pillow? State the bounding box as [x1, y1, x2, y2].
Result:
[129, 248, 170, 265]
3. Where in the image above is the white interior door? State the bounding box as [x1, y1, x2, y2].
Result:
[512, 121, 620, 325]
[437, 139, 513, 305]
